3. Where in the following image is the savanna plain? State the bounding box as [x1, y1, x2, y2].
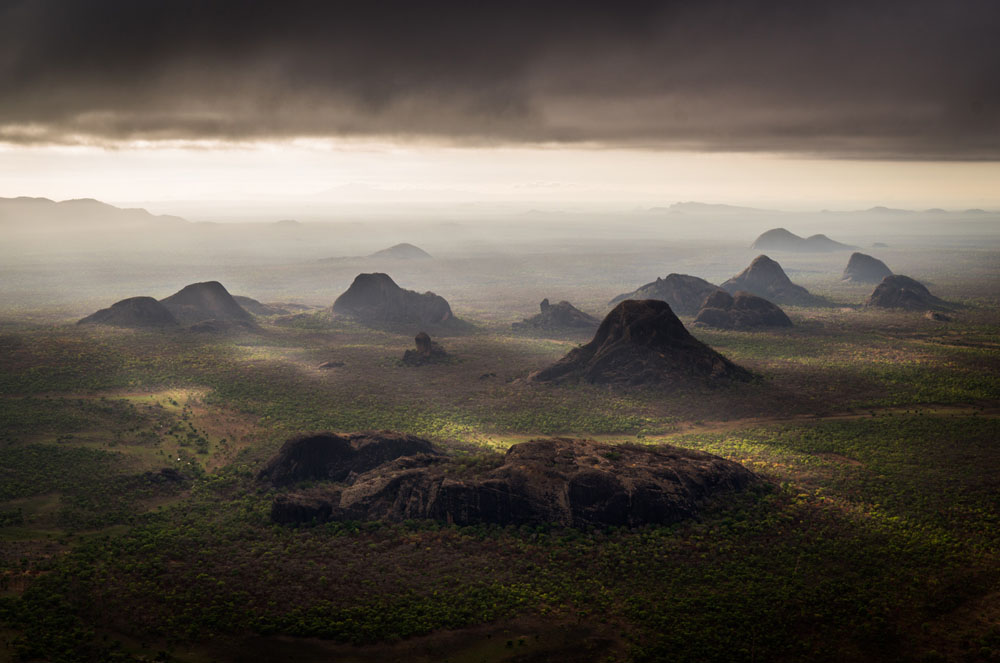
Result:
[1, 219, 999, 663]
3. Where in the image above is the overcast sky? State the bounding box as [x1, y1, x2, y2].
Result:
[1, 0, 999, 211]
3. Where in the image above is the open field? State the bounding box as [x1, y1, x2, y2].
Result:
[1, 238, 999, 662]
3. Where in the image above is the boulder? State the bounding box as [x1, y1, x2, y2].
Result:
[529, 299, 751, 386]
[78, 296, 179, 328]
[513, 299, 600, 331]
[332, 273, 455, 327]
[866, 275, 951, 311]
[694, 291, 792, 329]
[270, 437, 757, 529]
[609, 274, 723, 315]
[842, 252, 892, 283]
[401, 331, 449, 365]
[721, 255, 821, 306]
[258, 431, 438, 487]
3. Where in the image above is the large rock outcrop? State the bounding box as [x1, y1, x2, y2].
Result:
[609, 274, 723, 315]
[842, 252, 893, 283]
[751, 228, 855, 252]
[332, 273, 454, 327]
[258, 431, 438, 487]
[78, 296, 179, 328]
[513, 299, 600, 331]
[694, 291, 793, 330]
[529, 299, 751, 386]
[401, 331, 449, 365]
[159, 281, 256, 326]
[269, 437, 757, 528]
[865, 275, 951, 311]
[722, 255, 821, 306]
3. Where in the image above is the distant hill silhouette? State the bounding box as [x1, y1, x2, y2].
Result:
[368, 243, 432, 260]
[842, 252, 892, 283]
[0, 196, 186, 230]
[160, 281, 256, 325]
[722, 255, 822, 306]
[609, 274, 722, 315]
[751, 228, 854, 252]
[530, 299, 750, 386]
[333, 273, 456, 328]
[78, 296, 178, 328]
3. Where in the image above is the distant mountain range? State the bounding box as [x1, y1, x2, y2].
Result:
[0, 196, 188, 230]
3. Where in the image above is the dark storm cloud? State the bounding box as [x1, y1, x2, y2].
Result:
[1, 0, 998, 158]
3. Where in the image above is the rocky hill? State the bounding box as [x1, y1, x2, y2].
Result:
[866, 275, 951, 311]
[529, 299, 751, 386]
[159, 281, 256, 325]
[78, 296, 179, 328]
[694, 291, 792, 329]
[267, 436, 757, 528]
[609, 274, 722, 315]
[368, 243, 432, 260]
[842, 252, 892, 283]
[332, 273, 455, 327]
[513, 299, 600, 331]
[721, 255, 821, 306]
[751, 228, 854, 252]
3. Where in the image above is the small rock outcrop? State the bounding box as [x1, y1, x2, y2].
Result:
[159, 281, 256, 326]
[751, 228, 855, 252]
[529, 299, 751, 386]
[368, 243, 433, 260]
[722, 255, 821, 306]
[258, 431, 438, 487]
[925, 311, 952, 322]
[401, 331, 449, 365]
[866, 275, 951, 311]
[513, 299, 600, 331]
[694, 291, 793, 329]
[332, 273, 454, 327]
[78, 296, 179, 328]
[842, 252, 892, 283]
[268, 437, 757, 529]
[609, 274, 723, 315]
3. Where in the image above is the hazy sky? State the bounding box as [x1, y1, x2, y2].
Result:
[2, 0, 999, 211]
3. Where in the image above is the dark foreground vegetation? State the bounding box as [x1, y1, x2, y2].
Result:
[1, 244, 998, 663]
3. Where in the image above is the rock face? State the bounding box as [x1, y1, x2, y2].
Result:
[866, 275, 951, 311]
[751, 228, 855, 252]
[233, 295, 290, 316]
[368, 243, 432, 260]
[722, 255, 820, 306]
[513, 299, 600, 331]
[78, 296, 179, 328]
[842, 252, 892, 283]
[694, 291, 792, 329]
[609, 274, 723, 315]
[258, 431, 438, 488]
[332, 273, 454, 327]
[269, 437, 757, 528]
[159, 281, 256, 325]
[401, 331, 449, 365]
[529, 299, 751, 386]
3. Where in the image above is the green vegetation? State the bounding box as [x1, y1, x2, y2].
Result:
[1, 253, 998, 662]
